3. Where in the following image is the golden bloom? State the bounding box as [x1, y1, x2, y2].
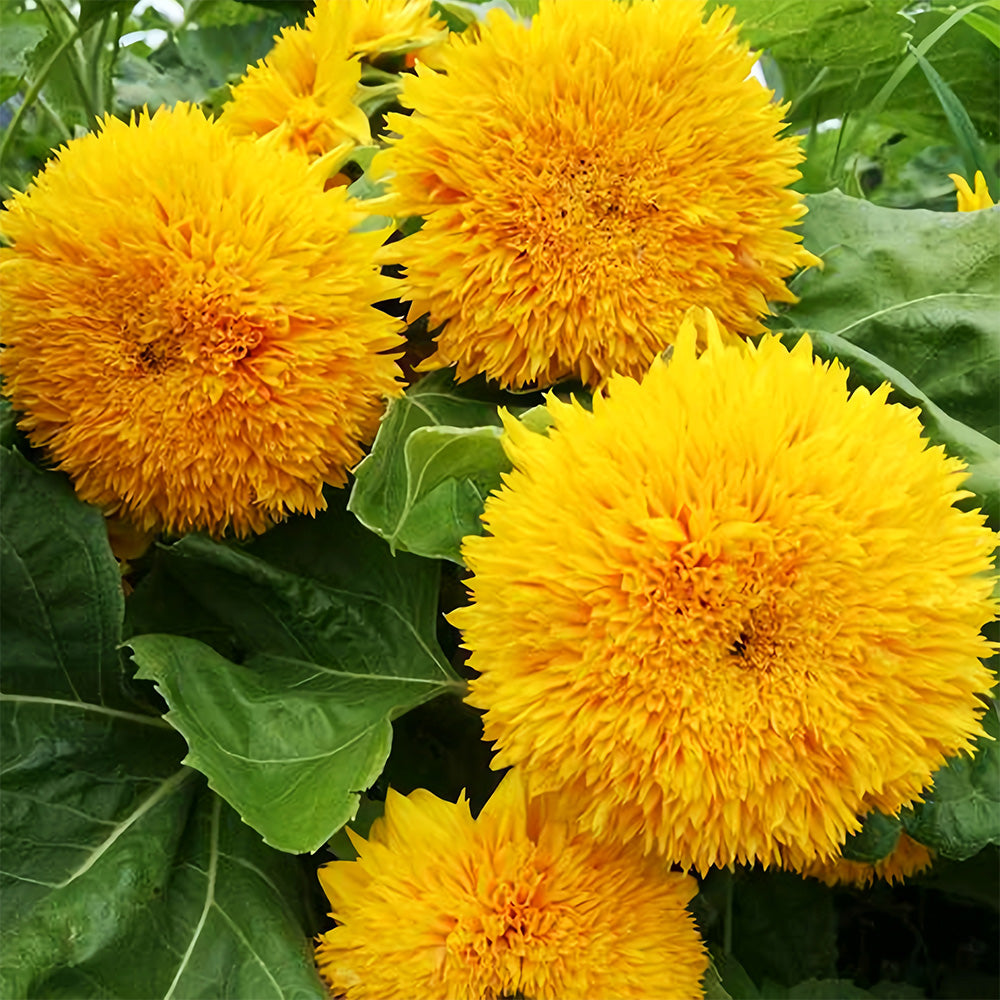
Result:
[375, 0, 818, 388]
[339, 0, 448, 59]
[950, 170, 996, 212]
[0, 104, 403, 536]
[222, 0, 447, 159]
[798, 833, 935, 889]
[221, 4, 370, 160]
[315, 770, 707, 1000]
[454, 312, 997, 872]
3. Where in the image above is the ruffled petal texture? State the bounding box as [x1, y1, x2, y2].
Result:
[377, 0, 819, 387]
[455, 312, 998, 871]
[0, 105, 404, 535]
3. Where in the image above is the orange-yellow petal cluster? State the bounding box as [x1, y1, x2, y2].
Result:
[315, 770, 707, 1000]
[950, 170, 996, 212]
[221, 0, 447, 159]
[454, 312, 998, 872]
[0, 104, 403, 536]
[376, 0, 819, 388]
[221, 4, 369, 159]
[798, 833, 935, 889]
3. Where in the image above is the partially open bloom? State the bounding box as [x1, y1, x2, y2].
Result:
[315, 770, 707, 999]
[376, 0, 818, 388]
[950, 170, 996, 211]
[340, 0, 448, 60]
[222, 0, 447, 159]
[798, 833, 935, 888]
[455, 312, 997, 871]
[0, 104, 403, 536]
[221, 4, 369, 159]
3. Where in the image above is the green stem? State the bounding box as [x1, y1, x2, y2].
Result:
[89, 13, 110, 111]
[0, 24, 84, 171]
[106, 8, 127, 114]
[40, 0, 97, 124]
[36, 92, 73, 144]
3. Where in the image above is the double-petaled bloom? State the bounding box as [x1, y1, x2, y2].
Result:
[0, 104, 403, 535]
[455, 312, 997, 872]
[376, 0, 819, 387]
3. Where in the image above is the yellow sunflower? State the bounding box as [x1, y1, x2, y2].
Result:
[315, 770, 707, 1000]
[0, 104, 403, 536]
[221, 6, 369, 161]
[454, 311, 997, 872]
[340, 0, 448, 59]
[374, 0, 818, 388]
[950, 170, 996, 211]
[221, 0, 447, 159]
[797, 833, 935, 889]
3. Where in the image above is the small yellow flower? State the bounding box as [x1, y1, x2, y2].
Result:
[221, 4, 370, 160]
[222, 0, 447, 160]
[949, 170, 996, 211]
[0, 105, 403, 536]
[797, 833, 935, 888]
[454, 311, 997, 872]
[340, 0, 448, 59]
[315, 770, 707, 999]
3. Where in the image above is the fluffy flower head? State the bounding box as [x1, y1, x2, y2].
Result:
[455, 312, 997, 871]
[0, 104, 403, 535]
[950, 170, 996, 212]
[315, 770, 707, 999]
[798, 833, 935, 888]
[376, 0, 818, 387]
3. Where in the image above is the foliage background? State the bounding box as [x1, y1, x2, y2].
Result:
[0, 0, 997, 997]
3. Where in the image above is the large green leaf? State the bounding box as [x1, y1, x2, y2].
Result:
[0, 448, 323, 998]
[127, 493, 461, 853]
[730, 869, 837, 987]
[348, 370, 511, 564]
[0, 8, 47, 103]
[717, 0, 999, 137]
[778, 191, 999, 442]
[902, 699, 1000, 860]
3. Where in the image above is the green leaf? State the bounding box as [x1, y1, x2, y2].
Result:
[0, 400, 18, 450]
[902, 700, 1000, 860]
[963, 10, 1000, 47]
[779, 328, 1000, 528]
[0, 9, 47, 103]
[779, 192, 999, 442]
[171, 18, 288, 87]
[0, 447, 123, 704]
[720, 1, 999, 139]
[730, 869, 837, 987]
[131, 633, 458, 855]
[0, 447, 322, 998]
[841, 810, 904, 863]
[127, 492, 461, 853]
[114, 48, 211, 111]
[77, 1, 134, 33]
[908, 43, 998, 195]
[349, 370, 511, 564]
[711, 951, 759, 1000]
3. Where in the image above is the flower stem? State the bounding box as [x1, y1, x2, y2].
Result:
[0, 23, 84, 173]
